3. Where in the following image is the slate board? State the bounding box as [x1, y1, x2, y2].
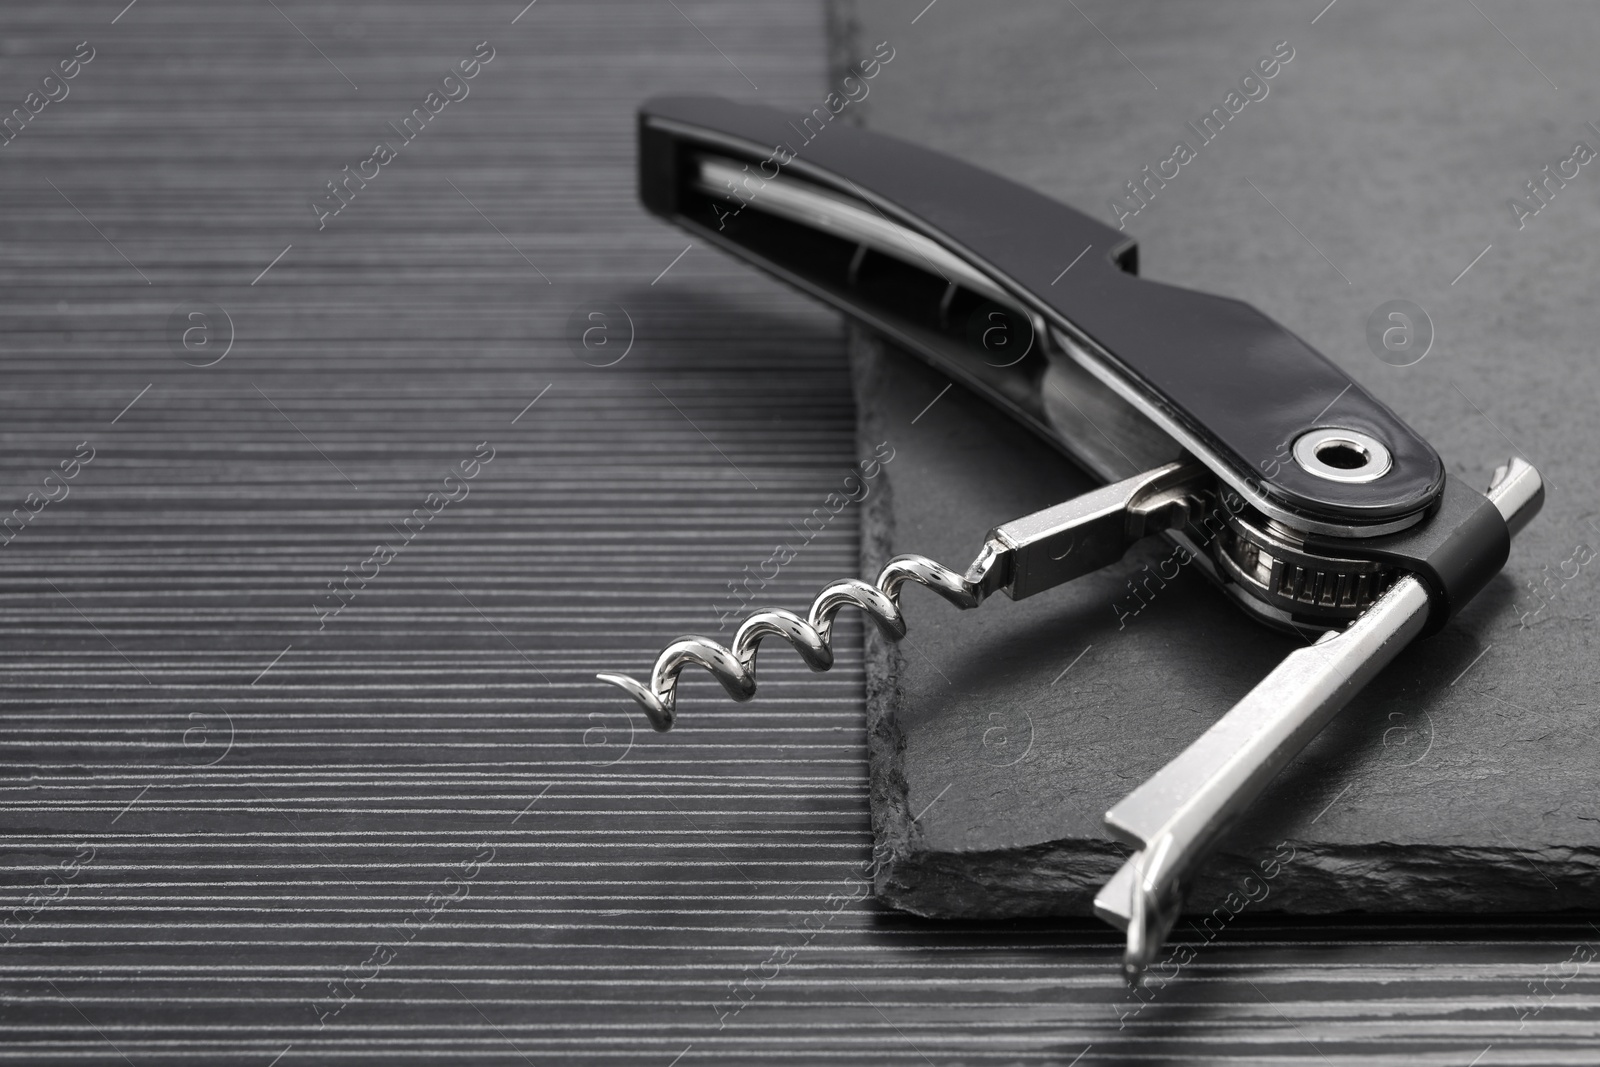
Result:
[0, 0, 1597, 1063]
[851, 0, 1600, 926]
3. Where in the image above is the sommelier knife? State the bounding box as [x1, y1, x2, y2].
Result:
[597, 95, 1544, 982]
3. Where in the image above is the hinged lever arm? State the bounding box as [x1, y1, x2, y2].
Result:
[1095, 458, 1544, 987]
[970, 459, 1207, 602]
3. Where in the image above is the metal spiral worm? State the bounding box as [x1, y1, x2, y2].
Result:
[596, 553, 992, 731]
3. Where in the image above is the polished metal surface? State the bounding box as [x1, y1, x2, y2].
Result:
[599, 461, 1205, 727]
[1096, 575, 1432, 981]
[988, 460, 1203, 599]
[1291, 427, 1393, 484]
[598, 554, 980, 731]
[1488, 456, 1545, 537]
[1214, 510, 1396, 623]
[1096, 457, 1545, 983]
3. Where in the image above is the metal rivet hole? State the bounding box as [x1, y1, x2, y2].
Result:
[1292, 428, 1392, 484]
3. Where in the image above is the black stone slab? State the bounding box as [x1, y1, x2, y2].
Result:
[856, 326, 1600, 919]
[848, 0, 1600, 926]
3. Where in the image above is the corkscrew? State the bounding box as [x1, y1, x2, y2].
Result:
[597, 461, 1201, 731]
[597, 554, 985, 733]
[602, 95, 1545, 983]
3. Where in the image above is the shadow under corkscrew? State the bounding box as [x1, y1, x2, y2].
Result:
[596, 551, 998, 731]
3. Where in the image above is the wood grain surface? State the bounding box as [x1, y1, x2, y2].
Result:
[0, 0, 1594, 1063]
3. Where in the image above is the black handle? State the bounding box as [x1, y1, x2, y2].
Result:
[639, 94, 1443, 529]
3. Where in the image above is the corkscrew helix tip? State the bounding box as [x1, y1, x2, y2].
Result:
[596, 553, 996, 731]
